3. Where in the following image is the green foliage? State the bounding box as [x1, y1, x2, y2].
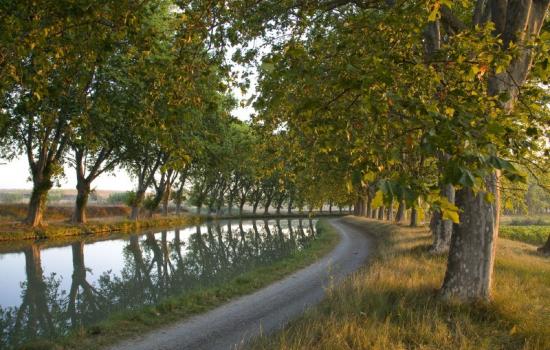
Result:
[107, 192, 135, 206]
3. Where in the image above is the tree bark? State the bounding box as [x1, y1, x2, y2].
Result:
[130, 188, 146, 220]
[395, 200, 405, 222]
[239, 198, 246, 216]
[439, 173, 500, 301]
[354, 197, 361, 216]
[26, 180, 52, 227]
[377, 206, 385, 220]
[264, 195, 273, 215]
[72, 181, 91, 224]
[410, 207, 418, 227]
[386, 201, 394, 221]
[365, 193, 372, 218]
[430, 184, 456, 254]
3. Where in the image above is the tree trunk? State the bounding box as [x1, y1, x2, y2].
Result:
[329, 202, 332, 213]
[371, 207, 377, 219]
[72, 181, 91, 224]
[131, 188, 148, 220]
[439, 173, 500, 301]
[410, 207, 418, 227]
[287, 197, 293, 214]
[264, 196, 272, 215]
[162, 185, 171, 216]
[538, 234, 550, 256]
[253, 200, 259, 214]
[377, 206, 385, 220]
[386, 202, 394, 221]
[395, 201, 405, 222]
[228, 195, 234, 216]
[366, 193, 372, 218]
[430, 184, 456, 254]
[239, 198, 246, 216]
[26, 179, 52, 227]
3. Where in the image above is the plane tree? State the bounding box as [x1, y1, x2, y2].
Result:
[231, 0, 550, 302]
[0, 0, 144, 227]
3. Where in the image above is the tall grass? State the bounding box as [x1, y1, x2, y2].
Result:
[253, 217, 550, 350]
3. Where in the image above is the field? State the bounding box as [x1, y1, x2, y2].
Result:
[0, 203, 131, 223]
[252, 217, 550, 350]
[500, 215, 550, 246]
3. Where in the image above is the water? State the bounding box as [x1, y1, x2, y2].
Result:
[0, 218, 318, 348]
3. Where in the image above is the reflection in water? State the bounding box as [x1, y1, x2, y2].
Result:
[0, 219, 317, 349]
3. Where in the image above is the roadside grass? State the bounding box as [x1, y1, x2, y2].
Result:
[252, 217, 550, 350]
[20, 220, 340, 350]
[500, 225, 549, 246]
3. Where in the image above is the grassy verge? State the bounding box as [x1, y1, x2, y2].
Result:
[22, 220, 340, 350]
[0, 215, 203, 241]
[252, 217, 550, 350]
[500, 225, 549, 246]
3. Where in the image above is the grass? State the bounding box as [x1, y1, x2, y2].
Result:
[20, 220, 340, 350]
[252, 217, 550, 350]
[500, 226, 549, 246]
[0, 215, 203, 241]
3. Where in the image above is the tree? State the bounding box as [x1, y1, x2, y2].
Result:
[231, 0, 550, 302]
[1, 1, 141, 226]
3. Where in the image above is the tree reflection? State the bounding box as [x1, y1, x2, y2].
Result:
[0, 219, 317, 349]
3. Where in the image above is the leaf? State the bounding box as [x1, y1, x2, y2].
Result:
[438, 195, 460, 223]
[371, 190, 384, 208]
[428, 1, 441, 22]
[458, 168, 475, 188]
[261, 62, 275, 73]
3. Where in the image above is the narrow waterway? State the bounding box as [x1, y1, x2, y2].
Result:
[0, 218, 318, 349]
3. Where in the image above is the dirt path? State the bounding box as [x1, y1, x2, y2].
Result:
[107, 217, 372, 350]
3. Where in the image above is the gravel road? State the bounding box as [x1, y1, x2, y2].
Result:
[107, 217, 372, 350]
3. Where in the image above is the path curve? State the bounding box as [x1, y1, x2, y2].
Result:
[108, 217, 371, 350]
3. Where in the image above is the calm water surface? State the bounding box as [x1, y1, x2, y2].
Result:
[0, 218, 318, 348]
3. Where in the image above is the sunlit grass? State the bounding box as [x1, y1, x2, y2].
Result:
[252, 217, 550, 350]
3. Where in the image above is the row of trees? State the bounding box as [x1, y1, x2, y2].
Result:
[185, 122, 355, 215]
[230, 0, 550, 303]
[0, 0, 353, 225]
[0, 0, 233, 225]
